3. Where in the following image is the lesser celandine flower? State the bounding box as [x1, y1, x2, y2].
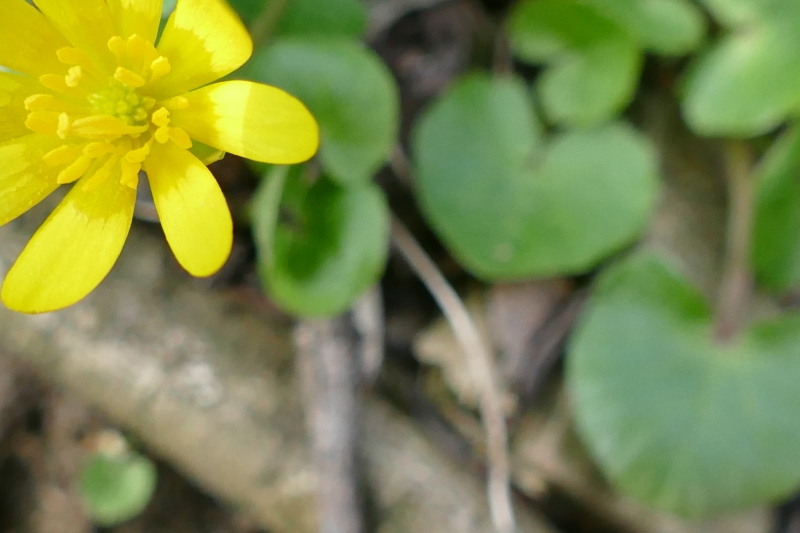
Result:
[0, 0, 319, 313]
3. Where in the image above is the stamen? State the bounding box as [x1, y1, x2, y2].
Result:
[168, 127, 192, 149]
[25, 94, 55, 112]
[25, 111, 60, 136]
[163, 96, 189, 110]
[83, 142, 116, 158]
[82, 155, 119, 192]
[56, 112, 71, 139]
[108, 36, 127, 63]
[44, 145, 84, 166]
[71, 115, 147, 139]
[127, 35, 159, 68]
[57, 47, 91, 67]
[155, 126, 170, 143]
[119, 159, 140, 189]
[114, 67, 146, 88]
[125, 143, 151, 163]
[57, 154, 93, 184]
[151, 107, 170, 127]
[148, 57, 171, 85]
[39, 74, 72, 93]
[65, 66, 83, 88]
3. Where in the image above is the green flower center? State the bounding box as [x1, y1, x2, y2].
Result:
[88, 80, 156, 127]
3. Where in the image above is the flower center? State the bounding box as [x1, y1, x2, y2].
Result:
[22, 34, 192, 192]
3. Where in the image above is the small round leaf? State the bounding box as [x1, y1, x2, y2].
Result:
[79, 452, 157, 526]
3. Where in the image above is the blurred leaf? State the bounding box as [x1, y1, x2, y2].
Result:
[588, 0, 705, 55]
[508, 0, 641, 127]
[245, 38, 399, 186]
[682, 1, 800, 136]
[274, 0, 366, 38]
[254, 168, 389, 316]
[568, 253, 800, 517]
[79, 452, 157, 526]
[753, 124, 800, 290]
[225, 0, 266, 25]
[413, 74, 659, 279]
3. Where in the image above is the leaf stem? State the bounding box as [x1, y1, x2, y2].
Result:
[714, 142, 755, 343]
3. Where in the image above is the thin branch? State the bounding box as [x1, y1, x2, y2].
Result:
[714, 142, 755, 343]
[390, 216, 516, 533]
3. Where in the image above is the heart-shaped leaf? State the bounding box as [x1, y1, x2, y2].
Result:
[682, 1, 800, 136]
[253, 166, 389, 316]
[227, 0, 366, 36]
[244, 37, 399, 186]
[508, 0, 704, 127]
[568, 253, 800, 517]
[753, 124, 800, 291]
[413, 74, 659, 279]
[508, 0, 641, 127]
[79, 452, 158, 526]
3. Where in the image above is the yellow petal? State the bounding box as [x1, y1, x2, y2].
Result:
[1, 167, 136, 314]
[171, 81, 319, 164]
[0, 134, 64, 226]
[0, 0, 70, 78]
[107, 0, 162, 44]
[33, 0, 117, 72]
[0, 73, 44, 143]
[151, 0, 252, 98]
[143, 141, 232, 277]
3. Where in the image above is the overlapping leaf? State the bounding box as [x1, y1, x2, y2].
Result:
[508, 0, 704, 127]
[245, 37, 399, 186]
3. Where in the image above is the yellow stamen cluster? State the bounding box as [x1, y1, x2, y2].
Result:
[22, 34, 193, 192]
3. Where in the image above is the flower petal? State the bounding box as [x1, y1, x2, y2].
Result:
[1, 168, 136, 314]
[107, 0, 162, 44]
[33, 0, 117, 72]
[0, 134, 64, 226]
[143, 141, 232, 277]
[171, 80, 319, 164]
[0, 73, 45, 143]
[0, 0, 70, 78]
[151, 0, 252, 98]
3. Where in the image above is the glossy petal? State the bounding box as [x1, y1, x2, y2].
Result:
[1, 168, 136, 314]
[0, 134, 64, 226]
[143, 142, 232, 277]
[107, 0, 162, 44]
[0, 0, 70, 77]
[171, 80, 319, 164]
[0, 73, 46, 143]
[151, 0, 252, 98]
[33, 0, 117, 72]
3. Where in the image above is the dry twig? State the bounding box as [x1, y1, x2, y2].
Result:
[390, 216, 516, 533]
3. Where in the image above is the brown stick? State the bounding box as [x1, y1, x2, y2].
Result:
[0, 213, 555, 533]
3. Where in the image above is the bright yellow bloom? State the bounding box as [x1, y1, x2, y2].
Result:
[0, 0, 319, 313]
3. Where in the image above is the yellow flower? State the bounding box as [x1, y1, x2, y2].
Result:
[0, 0, 319, 313]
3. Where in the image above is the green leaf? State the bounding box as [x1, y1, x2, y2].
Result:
[224, 0, 265, 25]
[588, 0, 706, 55]
[274, 0, 366, 38]
[79, 452, 157, 526]
[682, 1, 800, 136]
[254, 168, 389, 316]
[508, 0, 641, 127]
[753, 124, 800, 290]
[568, 253, 800, 517]
[413, 74, 659, 279]
[244, 37, 399, 186]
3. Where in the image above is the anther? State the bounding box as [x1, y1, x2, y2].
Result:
[108, 36, 127, 63]
[38, 74, 72, 93]
[168, 127, 192, 149]
[148, 57, 171, 85]
[44, 145, 84, 166]
[24, 94, 55, 112]
[82, 155, 119, 193]
[65, 66, 83, 88]
[57, 155, 93, 184]
[151, 107, 170, 127]
[83, 142, 116, 158]
[163, 96, 189, 110]
[56, 112, 71, 139]
[25, 111, 60, 136]
[114, 67, 146, 88]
